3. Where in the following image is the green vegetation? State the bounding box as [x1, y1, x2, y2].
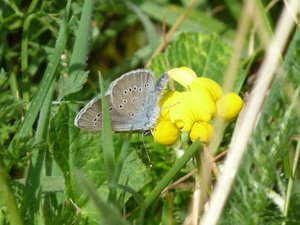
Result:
[1, 0, 300, 224]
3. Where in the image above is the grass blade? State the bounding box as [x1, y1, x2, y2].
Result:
[58, 0, 93, 99]
[8, 0, 72, 153]
[98, 72, 116, 203]
[75, 171, 131, 225]
[0, 161, 23, 225]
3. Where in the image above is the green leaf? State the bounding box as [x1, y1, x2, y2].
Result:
[57, 0, 93, 100]
[141, 2, 235, 40]
[48, 103, 105, 205]
[118, 150, 151, 206]
[58, 70, 89, 100]
[48, 104, 150, 223]
[151, 32, 246, 91]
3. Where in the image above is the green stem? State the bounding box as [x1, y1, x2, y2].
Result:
[282, 87, 300, 223]
[139, 140, 201, 222]
[282, 132, 300, 223]
[0, 161, 23, 225]
[113, 134, 131, 185]
[27, 0, 40, 14]
[9, 72, 20, 99]
[99, 72, 116, 203]
[21, 13, 36, 104]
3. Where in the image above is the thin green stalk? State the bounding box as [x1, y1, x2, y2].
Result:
[21, 13, 36, 103]
[139, 140, 201, 223]
[99, 72, 116, 203]
[113, 134, 131, 185]
[21, 14, 35, 72]
[282, 132, 300, 223]
[3, 0, 21, 15]
[0, 160, 23, 225]
[27, 0, 40, 14]
[9, 72, 20, 99]
[162, 192, 174, 225]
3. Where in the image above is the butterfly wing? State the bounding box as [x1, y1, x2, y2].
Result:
[74, 70, 168, 132]
[74, 97, 106, 131]
[74, 95, 136, 132]
[107, 69, 156, 131]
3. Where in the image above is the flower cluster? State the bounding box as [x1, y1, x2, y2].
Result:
[153, 67, 243, 145]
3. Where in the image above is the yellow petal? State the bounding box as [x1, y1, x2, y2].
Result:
[190, 121, 214, 143]
[216, 93, 243, 122]
[159, 90, 181, 120]
[188, 87, 217, 116]
[153, 120, 180, 145]
[166, 92, 195, 131]
[167, 67, 197, 89]
[168, 91, 214, 131]
[190, 77, 223, 101]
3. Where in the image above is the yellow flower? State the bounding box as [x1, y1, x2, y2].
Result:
[163, 90, 216, 132]
[189, 77, 223, 101]
[153, 120, 180, 145]
[154, 66, 244, 145]
[216, 93, 243, 122]
[167, 67, 197, 89]
[190, 121, 214, 143]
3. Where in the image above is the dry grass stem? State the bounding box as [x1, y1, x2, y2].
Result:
[145, 0, 197, 67]
[161, 169, 197, 195]
[201, 1, 300, 225]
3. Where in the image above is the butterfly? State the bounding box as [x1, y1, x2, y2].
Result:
[74, 69, 168, 132]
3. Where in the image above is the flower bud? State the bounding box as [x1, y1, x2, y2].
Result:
[190, 121, 213, 143]
[153, 121, 180, 145]
[216, 93, 243, 121]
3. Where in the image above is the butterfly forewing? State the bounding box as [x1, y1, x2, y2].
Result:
[109, 70, 158, 130]
[109, 69, 155, 111]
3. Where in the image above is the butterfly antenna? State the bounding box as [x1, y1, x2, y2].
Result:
[142, 131, 153, 168]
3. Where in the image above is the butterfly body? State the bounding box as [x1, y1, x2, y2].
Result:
[74, 69, 168, 132]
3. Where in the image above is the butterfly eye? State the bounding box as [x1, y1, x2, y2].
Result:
[123, 90, 128, 95]
[96, 113, 101, 118]
[93, 118, 97, 122]
[144, 83, 149, 87]
[109, 107, 113, 111]
[133, 86, 137, 91]
[119, 104, 124, 109]
[123, 99, 127, 103]
[94, 122, 98, 126]
[128, 87, 132, 92]
[131, 113, 135, 116]
[138, 87, 142, 92]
